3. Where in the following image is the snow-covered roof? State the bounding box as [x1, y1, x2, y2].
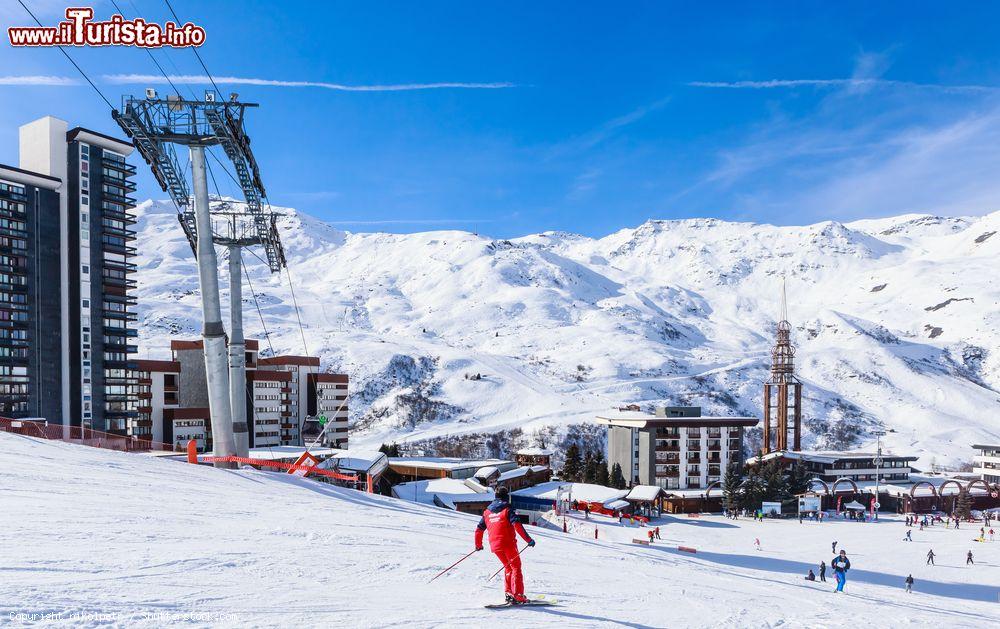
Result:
[392, 478, 494, 510]
[512, 482, 627, 505]
[497, 465, 549, 481]
[750, 450, 918, 465]
[388, 457, 513, 471]
[517, 448, 554, 456]
[320, 450, 389, 476]
[626, 485, 666, 502]
[474, 466, 500, 478]
[606, 499, 630, 510]
[595, 411, 757, 428]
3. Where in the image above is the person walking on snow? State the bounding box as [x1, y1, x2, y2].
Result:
[474, 486, 535, 605]
[966, 550, 974, 565]
[819, 561, 826, 582]
[904, 574, 913, 593]
[926, 549, 935, 565]
[831, 550, 850, 593]
[831, 540, 837, 554]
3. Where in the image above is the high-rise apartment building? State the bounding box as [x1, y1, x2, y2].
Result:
[0, 117, 138, 433]
[0, 164, 62, 419]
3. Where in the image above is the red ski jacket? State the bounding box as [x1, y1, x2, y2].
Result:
[475, 499, 533, 552]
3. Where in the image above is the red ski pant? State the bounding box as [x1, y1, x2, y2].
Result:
[493, 546, 524, 597]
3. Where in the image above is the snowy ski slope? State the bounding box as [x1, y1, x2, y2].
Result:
[1, 434, 996, 627]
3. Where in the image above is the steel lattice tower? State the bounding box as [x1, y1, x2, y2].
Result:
[113, 91, 285, 464]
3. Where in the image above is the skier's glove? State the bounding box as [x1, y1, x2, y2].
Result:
[527, 539, 536, 547]
[475, 546, 483, 551]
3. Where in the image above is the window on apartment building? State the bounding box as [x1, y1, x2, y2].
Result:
[81, 299, 90, 309]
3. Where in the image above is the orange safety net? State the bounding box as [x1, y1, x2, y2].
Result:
[199, 455, 359, 482]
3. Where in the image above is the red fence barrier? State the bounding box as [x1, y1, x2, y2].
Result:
[197, 454, 359, 482]
[0, 417, 176, 453]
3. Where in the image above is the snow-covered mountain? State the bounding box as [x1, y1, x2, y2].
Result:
[133, 200, 1000, 467]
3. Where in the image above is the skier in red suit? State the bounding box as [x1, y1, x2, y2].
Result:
[475, 486, 535, 604]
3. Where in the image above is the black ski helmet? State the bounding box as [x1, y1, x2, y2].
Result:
[497, 486, 510, 500]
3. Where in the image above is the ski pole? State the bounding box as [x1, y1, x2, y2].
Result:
[488, 545, 528, 581]
[429, 549, 478, 583]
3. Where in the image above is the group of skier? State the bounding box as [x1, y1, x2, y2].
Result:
[466, 489, 995, 605]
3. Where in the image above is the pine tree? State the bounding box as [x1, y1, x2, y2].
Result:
[583, 450, 598, 484]
[761, 459, 789, 502]
[562, 444, 582, 482]
[595, 451, 611, 486]
[786, 462, 811, 498]
[722, 462, 743, 512]
[740, 468, 767, 510]
[611, 462, 627, 489]
[955, 489, 972, 520]
[378, 442, 401, 457]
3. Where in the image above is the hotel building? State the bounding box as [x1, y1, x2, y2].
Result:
[598, 406, 758, 490]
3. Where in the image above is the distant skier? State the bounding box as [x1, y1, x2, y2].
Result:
[990, 528, 995, 541]
[754, 538, 761, 551]
[831, 550, 850, 593]
[904, 574, 914, 593]
[805, 569, 815, 581]
[818, 561, 826, 582]
[654, 526, 661, 540]
[475, 486, 535, 605]
[831, 540, 837, 554]
[903, 530, 912, 542]
[966, 550, 974, 565]
[926, 549, 935, 565]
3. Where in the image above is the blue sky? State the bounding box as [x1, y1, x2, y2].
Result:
[3, 1, 1000, 237]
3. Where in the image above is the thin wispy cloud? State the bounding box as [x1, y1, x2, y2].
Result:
[102, 74, 517, 91]
[0, 75, 79, 86]
[688, 78, 999, 94]
[550, 96, 672, 159]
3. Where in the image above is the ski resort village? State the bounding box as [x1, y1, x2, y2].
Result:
[2, 107, 999, 626]
[3, 3, 1000, 627]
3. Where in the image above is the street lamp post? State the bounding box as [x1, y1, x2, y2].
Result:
[873, 429, 886, 520]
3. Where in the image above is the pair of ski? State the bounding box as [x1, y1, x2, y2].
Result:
[485, 595, 557, 609]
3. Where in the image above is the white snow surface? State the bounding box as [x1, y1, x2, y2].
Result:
[133, 199, 1000, 466]
[2, 435, 997, 627]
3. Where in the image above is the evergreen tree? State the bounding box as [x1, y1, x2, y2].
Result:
[378, 442, 401, 457]
[722, 462, 744, 512]
[583, 450, 598, 484]
[562, 444, 583, 482]
[761, 459, 789, 501]
[955, 489, 972, 520]
[786, 462, 812, 498]
[595, 451, 611, 486]
[740, 468, 767, 510]
[611, 462, 627, 489]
